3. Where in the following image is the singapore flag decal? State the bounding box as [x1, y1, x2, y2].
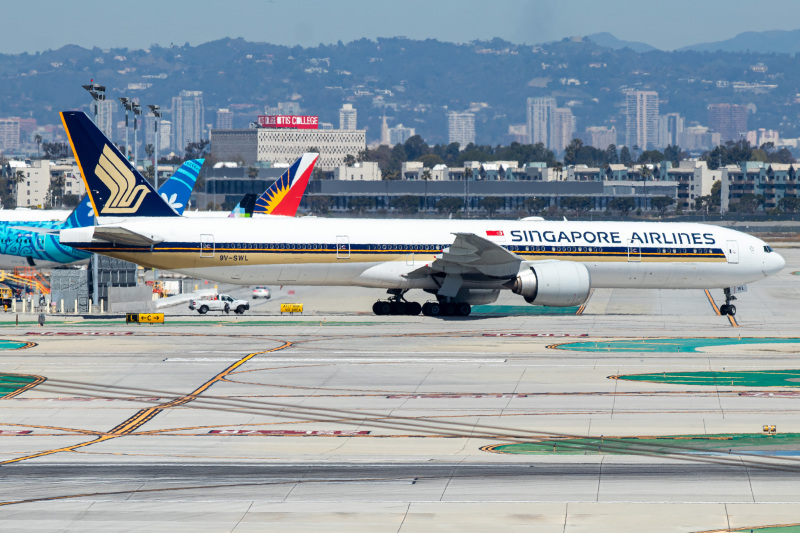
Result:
[485, 230, 504, 237]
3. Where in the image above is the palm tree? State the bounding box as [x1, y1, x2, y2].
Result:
[34, 134, 42, 158]
[421, 168, 431, 215]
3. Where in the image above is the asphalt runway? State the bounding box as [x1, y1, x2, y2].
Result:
[0, 248, 798, 532]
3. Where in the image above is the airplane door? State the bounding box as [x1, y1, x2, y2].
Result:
[336, 235, 350, 259]
[33, 234, 45, 252]
[627, 240, 641, 262]
[200, 234, 215, 258]
[726, 240, 739, 264]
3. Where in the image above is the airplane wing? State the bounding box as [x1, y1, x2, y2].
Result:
[92, 226, 163, 246]
[406, 232, 522, 280]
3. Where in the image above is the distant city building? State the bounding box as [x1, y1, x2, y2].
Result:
[746, 128, 779, 148]
[159, 120, 172, 152]
[657, 113, 684, 148]
[14, 159, 50, 208]
[0, 117, 20, 153]
[625, 90, 659, 149]
[97, 100, 115, 141]
[171, 90, 205, 153]
[678, 126, 721, 152]
[507, 124, 527, 144]
[584, 126, 616, 149]
[18, 118, 37, 143]
[388, 124, 415, 145]
[380, 115, 390, 145]
[333, 161, 381, 181]
[551, 107, 575, 153]
[708, 103, 747, 143]
[721, 161, 798, 212]
[339, 104, 357, 130]
[216, 108, 234, 129]
[447, 111, 475, 147]
[211, 122, 366, 169]
[526, 97, 555, 146]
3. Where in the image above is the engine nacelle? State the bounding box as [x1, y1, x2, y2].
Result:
[507, 261, 591, 307]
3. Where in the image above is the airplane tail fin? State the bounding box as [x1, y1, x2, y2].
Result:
[228, 193, 258, 218]
[60, 111, 178, 218]
[60, 158, 204, 228]
[253, 152, 318, 216]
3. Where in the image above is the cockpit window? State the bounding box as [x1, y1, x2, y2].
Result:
[764, 245, 773, 253]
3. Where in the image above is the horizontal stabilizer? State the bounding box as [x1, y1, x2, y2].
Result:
[92, 226, 163, 246]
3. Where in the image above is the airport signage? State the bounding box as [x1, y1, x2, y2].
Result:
[126, 313, 165, 324]
[257, 115, 319, 129]
[280, 303, 303, 314]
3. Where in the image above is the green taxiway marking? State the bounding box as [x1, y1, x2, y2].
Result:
[472, 305, 579, 315]
[552, 337, 800, 353]
[0, 374, 41, 398]
[489, 433, 800, 456]
[0, 340, 32, 349]
[615, 369, 800, 388]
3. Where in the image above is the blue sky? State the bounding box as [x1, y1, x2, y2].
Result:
[4, 0, 800, 53]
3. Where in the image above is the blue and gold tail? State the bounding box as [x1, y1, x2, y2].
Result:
[61, 158, 204, 228]
[60, 111, 178, 218]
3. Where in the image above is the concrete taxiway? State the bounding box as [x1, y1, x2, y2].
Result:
[0, 248, 798, 532]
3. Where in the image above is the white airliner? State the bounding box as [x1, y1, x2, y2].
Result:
[58, 111, 785, 317]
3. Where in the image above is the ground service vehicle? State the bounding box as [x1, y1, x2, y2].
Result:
[252, 286, 271, 299]
[189, 294, 250, 315]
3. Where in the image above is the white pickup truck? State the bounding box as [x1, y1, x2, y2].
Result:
[189, 294, 250, 315]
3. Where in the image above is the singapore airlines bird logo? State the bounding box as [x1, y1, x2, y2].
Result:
[95, 145, 150, 214]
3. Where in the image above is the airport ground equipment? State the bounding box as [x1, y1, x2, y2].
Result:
[189, 294, 250, 315]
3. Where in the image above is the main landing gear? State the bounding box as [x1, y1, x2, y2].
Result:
[719, 288, 737, 316]
[421, 301, 471, 317]
[372, 290, 422, 316]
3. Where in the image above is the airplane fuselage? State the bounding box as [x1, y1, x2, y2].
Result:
[60, 217, 784, 291]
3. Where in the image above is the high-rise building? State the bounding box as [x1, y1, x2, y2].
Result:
[159, 120, 172, 152]
[708, 104, 747, 144]
[97, 100, 115, 141]
[171, 90, 205, 153]
[380, 114, 390, 145]
[339, 104, 357, 130]
[625, 90, 659, 149]
[447, 112, 475, 147]
[585, 126, 617, 150]
[388, 124, 415, 146]
[216, 108, 234, 129]
[526, 97, 556, 146]
[0, 117, 21, 153]
[657, 113, 684, 148]
[551, 107, 575, 153]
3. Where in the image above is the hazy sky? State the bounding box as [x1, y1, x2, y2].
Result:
[4, 0, 800, 54]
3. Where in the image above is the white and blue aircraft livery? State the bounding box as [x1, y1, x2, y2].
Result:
[58, 110, 785, 317]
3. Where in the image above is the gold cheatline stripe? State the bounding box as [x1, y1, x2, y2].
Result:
[0, 342, 292, 466]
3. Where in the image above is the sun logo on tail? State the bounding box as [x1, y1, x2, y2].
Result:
[255, 172, 292, 214]
[95, 145, 150, 214]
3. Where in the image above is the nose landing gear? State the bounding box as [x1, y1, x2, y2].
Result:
[719, 288, 737, 316]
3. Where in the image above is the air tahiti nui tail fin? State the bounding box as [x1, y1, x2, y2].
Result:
[60, 111, 178, 218]
[253, 152, 319, 216]
[60, 158, 204, 228]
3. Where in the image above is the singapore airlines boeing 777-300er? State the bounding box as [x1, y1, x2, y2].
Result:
[58, 111, 785, 317]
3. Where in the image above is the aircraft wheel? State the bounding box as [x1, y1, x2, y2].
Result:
[376, 301, 392, 315]
[390, 301, 407, 315]
[406, 302, 422, 316]
[727, 305, 736, 316]
[456, 303, 471, 316]
[720, 304, 728, 316]
[428, 302, 441, 316]
[198, 305, 208, 315]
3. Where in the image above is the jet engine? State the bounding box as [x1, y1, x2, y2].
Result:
[506, 261, 591, 307]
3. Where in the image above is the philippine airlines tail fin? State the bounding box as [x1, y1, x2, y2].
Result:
[61, 158, 204, 228]
[228, 194, 258, 218]
[60, 111, 178, 217]
[253, 152, 318, 216]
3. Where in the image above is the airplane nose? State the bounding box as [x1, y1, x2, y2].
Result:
[764, 251, 785, 276]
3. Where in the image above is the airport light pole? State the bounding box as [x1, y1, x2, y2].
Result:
[131, 102, 142, 171]
[81, 82, 106, 125]
[119, 97, 132, 161]
[148, 105, 161, 189]
[82, 82, 106, 310]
